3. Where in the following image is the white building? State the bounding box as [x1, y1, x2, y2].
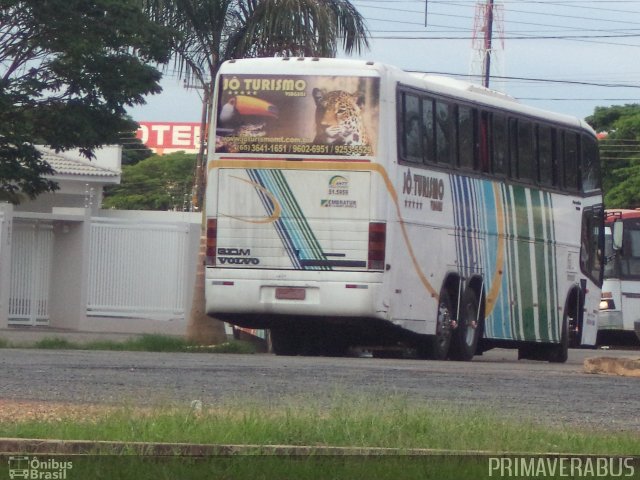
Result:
[0, 146, 201, 337]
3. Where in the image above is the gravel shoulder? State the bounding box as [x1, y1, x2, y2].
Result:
[0, 348, 638, 432]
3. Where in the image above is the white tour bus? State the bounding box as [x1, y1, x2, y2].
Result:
[205, 58, 604, 362]
[599, 209, 640, 343]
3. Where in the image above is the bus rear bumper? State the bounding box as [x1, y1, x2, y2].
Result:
[597, 310, 624, 331]
[205, 270, 386, 326]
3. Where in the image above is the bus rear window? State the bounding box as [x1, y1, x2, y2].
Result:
[215, 74, 380, 157]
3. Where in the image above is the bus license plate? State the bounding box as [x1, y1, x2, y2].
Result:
[275, 287, 306, 300]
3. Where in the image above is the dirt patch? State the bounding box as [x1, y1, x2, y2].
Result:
[0, 399, 115, 423]
[584, 357, 640, 377]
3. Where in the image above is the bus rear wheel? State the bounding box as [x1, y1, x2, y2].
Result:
[449, 288, 480, 361]
[548, 314, 569, 363]
[422, 290, 453, 360]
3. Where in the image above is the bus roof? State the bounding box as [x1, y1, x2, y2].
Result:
[218, 57, 594, 135]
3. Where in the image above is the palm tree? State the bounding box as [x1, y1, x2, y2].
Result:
[141, 0, 369, 206]
[140, 0, 369, 344]
[142, 0, 369, 90]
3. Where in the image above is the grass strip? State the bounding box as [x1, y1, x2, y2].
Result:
[0, 334, 257, 354]
[1, 393, 637, 479]
[1, 393, 637, 455]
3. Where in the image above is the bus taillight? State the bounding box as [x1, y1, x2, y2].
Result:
[206, 218, 217, 266]
[368, 222, 386, 270]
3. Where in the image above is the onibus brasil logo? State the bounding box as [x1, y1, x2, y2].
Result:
[8, 456, 72, 479]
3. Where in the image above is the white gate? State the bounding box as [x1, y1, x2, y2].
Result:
[87, 217, 191, 319]
[9, 222, 54, 325]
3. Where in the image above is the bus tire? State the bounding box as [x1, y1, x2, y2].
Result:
[449, 288, 480, 361]
[548, 315, 569, 363]
[270, 327, 300, 356]
[424, 289, 454, 360]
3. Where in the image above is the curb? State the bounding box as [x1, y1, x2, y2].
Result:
[583, 357, 640, 377]
[2, 438, 636, 458]
[0, 438, 497, 456]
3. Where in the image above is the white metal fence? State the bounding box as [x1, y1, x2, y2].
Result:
[8, 222, 53, 325]
[87, 217, 192, 319]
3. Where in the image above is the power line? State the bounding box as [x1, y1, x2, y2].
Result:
[414, 70, 640, 89]
[369, 33, 640, 39]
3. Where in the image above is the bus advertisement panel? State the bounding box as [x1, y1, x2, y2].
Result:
[215, 74, 379, 157]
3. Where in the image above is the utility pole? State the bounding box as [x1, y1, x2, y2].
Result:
[183, 78, 213, 213]
[482, 0, 494, 88]
[470, 0, 504, 89]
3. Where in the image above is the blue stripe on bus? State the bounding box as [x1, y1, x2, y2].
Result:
[247, 170, 302, 269]
[249, 169, 329, 271]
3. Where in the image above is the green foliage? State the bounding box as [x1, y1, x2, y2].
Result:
[604, 161, 640, 208]
[34, 337, 77, 350]
[24, 333, 257, 353]
[121, 135, 155, 166]
[0, 0, 172, 203]
[586, 104, 640, 208]
[103, 152, 196, 210]
[142, 0, 369, 88]
[187, 340, 258, 354]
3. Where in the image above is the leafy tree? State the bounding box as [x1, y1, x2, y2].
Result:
[120, 134, 155, 166]
[586, 104, 640, 208]
[0, 0, 172, 204]
[140, 0, 370, 207]
[103, 152, 196, 210]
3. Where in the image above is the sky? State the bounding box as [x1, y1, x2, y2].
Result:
[127, 0, 640, 123]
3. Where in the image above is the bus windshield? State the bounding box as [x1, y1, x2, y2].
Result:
[605, 219, 640, 279]
[214, 74, 380, 157]
[604, 227, 616, 278]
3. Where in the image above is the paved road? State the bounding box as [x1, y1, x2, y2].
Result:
[0, 348, 638, 432]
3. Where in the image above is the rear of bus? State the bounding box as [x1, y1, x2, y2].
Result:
[204, 59, 389, 346]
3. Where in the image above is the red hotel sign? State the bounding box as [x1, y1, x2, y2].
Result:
[136, 122, 203, 154]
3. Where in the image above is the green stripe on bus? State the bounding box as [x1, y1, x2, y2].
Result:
[504, 185, 521, 340]
[531, 190, 549, 342]
[514, 186, 535, 341]
[544, 192, 559, 341]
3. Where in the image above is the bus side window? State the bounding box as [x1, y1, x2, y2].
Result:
[554, 129, 564, 189]
[435, 100, 453, 165]
[564, 132, 580, 191]
[492, 113, 508, 176]
[479, 111, 490, 173]
[457, 105, 476, 170]
[538, 125, 554, 186]
[509, 117, 518, 180]
[581, 135, 601, 193]
[517, 120, 534, 182]
[422, 97, 435, 164]
[402, 93, 423, 163]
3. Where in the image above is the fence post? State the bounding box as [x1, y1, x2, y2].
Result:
[0, 203, 13, 328]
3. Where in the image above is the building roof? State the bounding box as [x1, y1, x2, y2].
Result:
[39, 147, 120, 179]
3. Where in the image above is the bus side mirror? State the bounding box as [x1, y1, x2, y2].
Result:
[612, 219, 624, 251]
